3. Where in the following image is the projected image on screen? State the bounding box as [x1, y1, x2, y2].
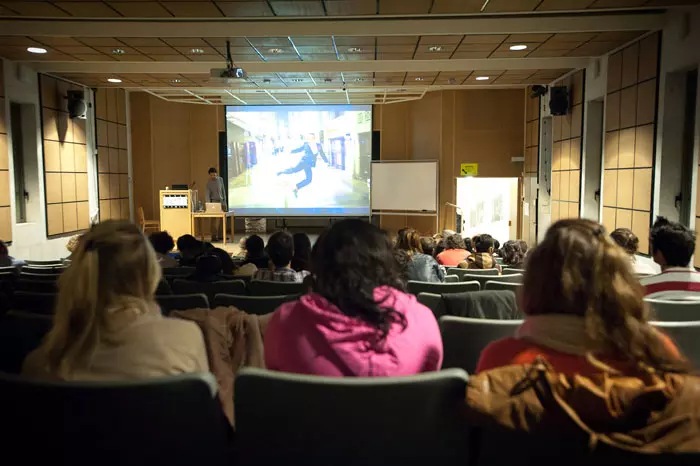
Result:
[225, 105, 372, 216]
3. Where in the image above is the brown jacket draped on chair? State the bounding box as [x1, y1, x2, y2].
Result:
[172, 307, 271, 426]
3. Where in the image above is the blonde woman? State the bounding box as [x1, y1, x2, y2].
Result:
[23, 221, 209, 380]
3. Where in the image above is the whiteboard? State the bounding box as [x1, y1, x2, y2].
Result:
[371, 161, 438, 212]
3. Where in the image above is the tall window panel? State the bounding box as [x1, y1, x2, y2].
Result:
[40, 75, 90, 237]
[550, 70, 585, 223]
[523, 92, 540, 245]
[0, 60, 10, 242]
[95, 88, 129, 222]
[602, 33, 659, 254]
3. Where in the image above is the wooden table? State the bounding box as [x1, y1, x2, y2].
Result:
[191, 211, 235, 245]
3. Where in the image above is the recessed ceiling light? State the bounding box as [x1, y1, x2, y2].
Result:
[448, 78, 457, 84]
[263, 78, 271, 83]
[475, 76, 490, 81]
[27, 47, 47, 54]
[111, 48, 126, 55]
[324, 78, 332, 83]
[289, 78, 304, 83]
[107, 78, 122, 83]
[354, 78, 364, 82]
[269, 48, 283, 54]
[170, 79, 181, 83]
[415, 77, 424, 81]
[428, 46, 443, 52]
[190, 48, 205, 55]
[347, 47, 362, 53]
[509, 44, 528, 51]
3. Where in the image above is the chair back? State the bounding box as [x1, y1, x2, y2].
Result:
[138, 205, 146, 226]
[407, 280, 480, 295]
[439, 315, 522, 373]
[447, 267, 499, 278]
[0, 372, 231, 466]
[235, 367, 469, 466]
[651, 321, 700, 369]
[21, 265, 66, 275]
[172, 279, 246, 304]
[213, 294, 295, 315]
[444, 274, 459, 283]
[11, 291, 57, 315]
[645, 299, 700, 322]
[0, 311, 52, 374]
[484, 281, 523, 292]
[19, 271, 61, 281]
[15, 279, 57, 293]
[163, 266, 196, 277]
[417, 292, 443, 316]
[501, 267, 526, 274]
[157, 294, 209, 315]
[248, 280, 307, 296]
[461, 273, 522, 290]
[24, 260, 64, 267]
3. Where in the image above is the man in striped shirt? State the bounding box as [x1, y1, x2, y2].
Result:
[640, 217, 700, 300]
[252, 231, 310, 283]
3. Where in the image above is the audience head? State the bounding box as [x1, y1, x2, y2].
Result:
[266, 231, 295, 268]
[44, 221, 161, 376]
[245, 234, 265, 259]
[293, 233, 312, 260]
[444, 234, 465, 251]
[650, 217, 696, 268]
[523, 219, 686, 373]
[501, 240, 525, 266]
[396, 228, 423, 255]
[0, 240, 8, 258]
[208, 167, 218, 180]
[177, 234, 200, 254]
[420, 237, 437, 257]
[464, 237, 473, 253]
[475, 234, 495, 253]
[149, 231, 175, 255]
[66, 234, 82, 254]
[610, 228, 640, 256]
[311, 219, 407, 339]
[435, 238, 446, 256]
[195, 253, 222, 276]
[517, 240, 528, 255]
[393, 249, 411, 281]
[493, 238, 500, 251]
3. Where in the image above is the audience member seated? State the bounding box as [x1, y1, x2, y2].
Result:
[461, 234, 501, 271]
[291, 232, 312, 272]
[23, 221, 209, 380]
[242, 234, 269, 269]
[476, 219, 685, 376]
[265, 219, 443, 376]
[464, 237, 473, 254]
[610, 228, 657, 276]
[393, 249, 411, 283]
[177, 234, 210, 267]
[0, 240, 14, 267]
[434, 238, 446, 257]
[396, 228, 445, 283]
[640, 217, 700, 300]
[501, 240, 526, 269]
[436, 234, 470, 267]
[187, 254, 228, 283]
[149, 231, 179, 269]
[420, 236, 438, 257]
[208, 247, 235, 275]
[252, 231, 310, 283]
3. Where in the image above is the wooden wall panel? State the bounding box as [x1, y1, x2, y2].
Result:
[550, 70, 585, 224]
[0, 59, 10, 242]
[96, 88, 130, 221]
[523, 89, 540, 246]
[40, 74, 89, 238]
[604, 32, 660, 254]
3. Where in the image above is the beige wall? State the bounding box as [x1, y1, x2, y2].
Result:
[0, 60, 10, 242]
[375, 89, 525, 235]
[130, 92, 219, 222]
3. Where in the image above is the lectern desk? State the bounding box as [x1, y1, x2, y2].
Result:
[159, 189, 193, 241]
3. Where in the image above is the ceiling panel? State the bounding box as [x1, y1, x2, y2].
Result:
[269, 0, 325, 16]
[3, 1, 69, 16]
[159, 2, 223, 17]
[216, 1, 274, 17]
[109, 2, 173, 18]
[325, 0, 376, 15]
[53, 2, 121, 17]
[379, 0, 432, 14]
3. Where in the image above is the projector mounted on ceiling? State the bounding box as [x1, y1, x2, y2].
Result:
[210, 40, 247, 84]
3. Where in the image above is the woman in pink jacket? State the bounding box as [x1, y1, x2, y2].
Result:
[265, 219, 443, 377]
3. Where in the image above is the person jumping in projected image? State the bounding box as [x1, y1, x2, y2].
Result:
[276, 133, 330, 197]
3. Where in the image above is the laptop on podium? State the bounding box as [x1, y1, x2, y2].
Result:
[205, 203, 223, 213]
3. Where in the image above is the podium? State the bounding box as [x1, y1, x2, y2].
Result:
[159, 189, 194, 241]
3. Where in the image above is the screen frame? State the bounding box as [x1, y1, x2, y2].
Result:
[224, 104, 373, 217]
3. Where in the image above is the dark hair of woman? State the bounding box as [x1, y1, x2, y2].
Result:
[444, 234, 465, 250]
[311, 219, 407, 341]
[464, 237, 473, 253]
[420, 237, 437, 256]
[610, 228, 639, 256]
[395, 228, 423, 255]
[245, 234, 265, 258]
[293, 233, 312, 260]
[523, 219, 688, 373]
[501, 240, 526, 266]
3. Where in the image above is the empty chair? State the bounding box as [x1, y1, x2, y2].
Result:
[14, 279, 57, 293]
[439, 315, 522, 373]
[407, 280, 480, 296]
[11, 291, 56, 315]
[213, 294, 294, 315]
[0, 372, 231, 466]
[502, 267, 526, 274]
[0, 311, 52, 374]
[645, 299, 700, 322]
[651, 321, 700, 369]
[172, 279, 246, 305]
[444, 275, 459, 283]
[484, 281, 523, 292]
[417, 292, 443, 316]
[447, 267, 499, 279]
[461, 273, 522, 290]
[235, 367, 470, 466]
[157, 294, 209, 315]
[248, 280, 307, 297]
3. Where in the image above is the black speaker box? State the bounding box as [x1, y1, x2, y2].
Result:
[549, 86, 570, 116]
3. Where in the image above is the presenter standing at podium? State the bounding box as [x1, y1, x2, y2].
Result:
[206, 167, 227, 242]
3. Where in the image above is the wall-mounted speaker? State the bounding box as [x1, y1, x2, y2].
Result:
[66, 90, 87, 119]
[549, 86, 570, 116]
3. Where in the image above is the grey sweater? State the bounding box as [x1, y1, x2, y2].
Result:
[206, 176, 227, 209]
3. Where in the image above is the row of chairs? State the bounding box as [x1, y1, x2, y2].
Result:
[157, 293, 296, 315]
[408, 274, 522, 295]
